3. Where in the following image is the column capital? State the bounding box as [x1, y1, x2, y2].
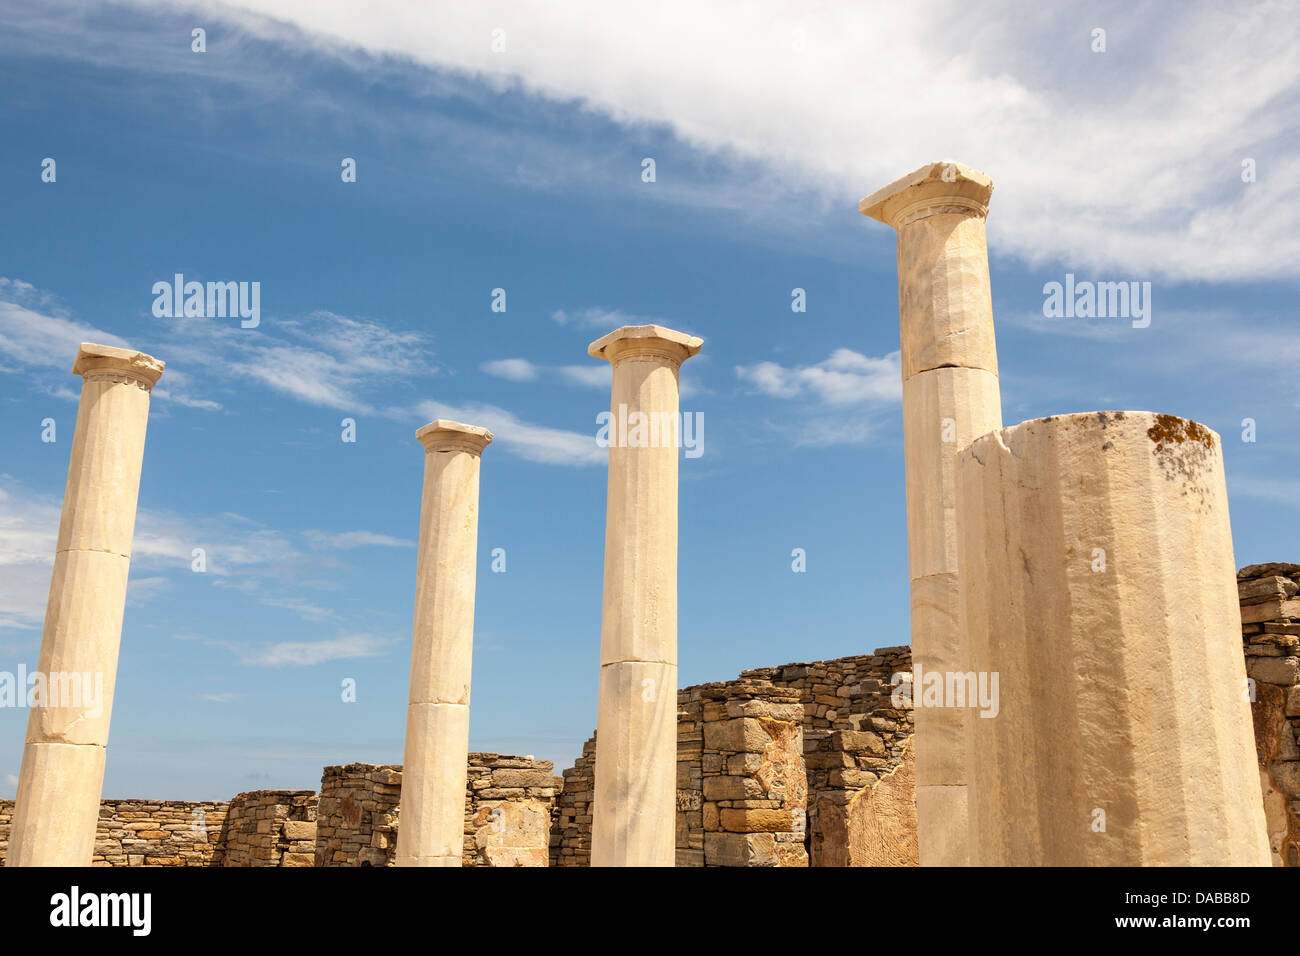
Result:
[416, 419, 493, 455]
[72, 343, 165, 390]
[860, 161, 994, 228]
[588, 324, 703, 367]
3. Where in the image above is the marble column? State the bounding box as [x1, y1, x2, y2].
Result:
[861, 161, 1003, 865]
[394, 420, 492, 867]
[956, 411, 1270, 865]
[589, 324, 702, 866]
[7, 343, 164, 866]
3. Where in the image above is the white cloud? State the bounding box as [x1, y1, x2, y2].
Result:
[233, 633, 394, 667]
[303, 530, 413, 550]
[418, 400, 605, 466]
[549, 307, 653, 330]
[102, 0, 1300, 283]
[0, 279, 128, 371]
[556, 365, 609, 388]
[481, 357, 539, 382]
[736, 349, 901, 406]
[258, 596, 335, 622]
[197, 691, 243, 703]
[126, 575, 170, 605]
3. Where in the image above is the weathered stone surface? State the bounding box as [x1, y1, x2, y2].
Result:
[1239, 575, 1300, 605]
[8, 344, 163, 868]
[590, 325, 700, 868]
[395, 421, 491, 868]
[958, 411, 1269, 865]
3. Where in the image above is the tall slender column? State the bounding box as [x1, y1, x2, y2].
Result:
[956, 412, 1270, 865]
[589, 324, 702, 867]
[7, 343, 164, 867]
[861, 162, 1002, 866]
[394, 420, 492, 867]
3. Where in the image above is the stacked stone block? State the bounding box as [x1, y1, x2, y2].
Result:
[219, 790, 317, 867]
[741, 647, 915, 865]
[699, 681, 808, 866]
[316, 756, 559, 867]
[1239, 563, 1300, 866]
[315, 764, 403, 867]
[462, 754, 559, 866]
[551, 737, 595, 866]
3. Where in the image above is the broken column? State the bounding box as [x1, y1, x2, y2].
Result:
[860, 162, 1002, 865]
[394, 420, 493, 867]
[956, 411, 1270, 865]
[7, 343, 164, 867]
[589, 324, 702, 866]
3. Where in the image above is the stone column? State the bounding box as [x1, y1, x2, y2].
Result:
[860, 161, 1002, 865]
[394, 420, 492, 867]
[589, 324, 702, 866]
[956, 412, 1270, 865]
[7, 343, 164, 867]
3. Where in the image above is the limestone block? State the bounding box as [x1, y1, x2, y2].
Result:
[591, 660, 677, 866]
[56, 345, 163, 557]
[915, 785, 969, 867]
[395, 702, 470, 864]
[8, 742, 107, 867]
[24, 549, 130, 747]
[591, 327, 701, 666]
[408, 422, 491, 706]
[861, 162, 998, 381]
[902, 368, 1003, 578]
[957, 411, 1270, 865]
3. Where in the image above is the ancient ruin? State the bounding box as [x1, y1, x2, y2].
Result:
[7, 344, 164, 867]
[394, 420, 493, 867]
[3, 162, 1295, 868]
[588, 325, 702, 866]
[861, 162, 1003, 865]
[957, 412, 1269, 864]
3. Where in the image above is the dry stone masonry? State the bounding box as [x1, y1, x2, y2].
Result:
[1239, 563, 1300, 865]
[316, 755, 559, 867]
[555, 646, 917, 867]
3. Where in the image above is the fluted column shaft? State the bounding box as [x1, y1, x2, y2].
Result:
[956, 412, 1269, 865]
[589, 324, 702, 867]
[394, 420, 492, 867]
[861, 162, 1003, 865]
[8, 343, 164, 867]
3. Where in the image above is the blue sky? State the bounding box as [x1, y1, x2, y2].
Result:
[1, 0, 1297, 799]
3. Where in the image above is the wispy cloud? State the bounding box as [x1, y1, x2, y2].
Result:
[417, 400, 605, 466]
[303, 530, 413, 550]
[229, 633, 394, 667]
[197, 691, 244, 703]
[481, 358, 539, 382]
[736, 349, 901, 406]
[72, 0, 1300, 284]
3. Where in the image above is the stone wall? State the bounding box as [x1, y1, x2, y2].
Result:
[1239, 563, 1300, 866]
[218, 790, 317, 867]
[555, 645, 916, 866]
[315, 755, 560, 867]
[0, 792, 320, 867]
[551, 737, 595, 866]
[740, 646, 916, 866]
